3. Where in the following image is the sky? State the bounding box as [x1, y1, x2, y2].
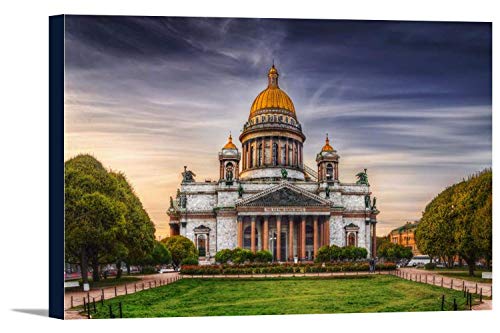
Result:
[64, 16, 492, 239]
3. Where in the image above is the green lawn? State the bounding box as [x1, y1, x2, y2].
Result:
[89, 275, 471, 318]
[438, 272, 492, 284]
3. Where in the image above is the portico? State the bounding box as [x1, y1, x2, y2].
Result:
[235, 182, 332, 261]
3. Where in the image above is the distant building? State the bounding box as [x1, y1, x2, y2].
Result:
[388, 221, 421, 255]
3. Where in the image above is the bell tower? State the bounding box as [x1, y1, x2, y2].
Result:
[316, 134, 339, 182]
[218, 134, 241, 184]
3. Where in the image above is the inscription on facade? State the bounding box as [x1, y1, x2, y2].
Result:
[264, 207, 306, 212]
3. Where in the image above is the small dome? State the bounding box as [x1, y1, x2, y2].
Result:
[249, 64, 296, 119]
[222, 134, 237, 150]
[321, 134, 334, 152]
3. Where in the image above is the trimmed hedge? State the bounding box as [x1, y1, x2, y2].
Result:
[180, 262, 397, 275]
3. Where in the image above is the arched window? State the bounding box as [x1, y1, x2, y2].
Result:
[249, 146, 254, 168]
[348, 233, 356, 247]
[197, 234, 207, 257]
[257, 144, 262, 166]
[326, 163, 334, 180]
[272, 143, 278, 166]
[225, 162, 234, 181]
[306, 225, 314, 246]
[294, 146, 298, 167]
[288, 146, 292, 166]
[281, 144, 286, 165]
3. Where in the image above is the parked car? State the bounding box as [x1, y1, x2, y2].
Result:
[407, 255, 431, 267]
[158, 267, 175, 274]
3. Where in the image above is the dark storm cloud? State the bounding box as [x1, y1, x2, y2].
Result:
[64, 16, 492, 235]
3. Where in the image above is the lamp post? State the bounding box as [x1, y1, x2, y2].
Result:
[270, 232, 277, 262]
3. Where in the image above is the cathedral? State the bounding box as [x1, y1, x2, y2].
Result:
[167, 64, 379, 262]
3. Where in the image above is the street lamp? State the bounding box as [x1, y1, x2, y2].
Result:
[270, 232, 277, 262]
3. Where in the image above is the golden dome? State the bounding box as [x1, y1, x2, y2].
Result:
[322, 134, 334, 152]
[249, 65, 296, 119]
[222, 133, 237, 150]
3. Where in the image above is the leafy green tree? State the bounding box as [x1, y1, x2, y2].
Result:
[416, 186, 456, 266]
[378, 242, 413, 261]
[416, 169, 491, 275]
[376, 236, 390, 254]
[452, 170, 492, 275]
[65, 155, 126, 283]
[161, 235, 198, 267]
[109, 172, 156, 275]
[144, 241, 172, 266]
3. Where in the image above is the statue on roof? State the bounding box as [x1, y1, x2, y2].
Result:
[281, 168, 288, 180]
[372, 197, 377, 210]
[356, 168, 369, 186]
[182, 166, 196, 183]
[325, 183, 330, 199]
[238, 183, 244, 198]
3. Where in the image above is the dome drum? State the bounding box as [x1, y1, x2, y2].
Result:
[239, 64, 306, 180]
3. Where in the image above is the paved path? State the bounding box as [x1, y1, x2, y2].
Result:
[64, 272, 180, 319]
[396, 268, 492, 310]
[399, 268, 492, 297]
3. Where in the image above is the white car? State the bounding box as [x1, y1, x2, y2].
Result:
[407, 255, 431, 267]
[158, 268, 175, 274]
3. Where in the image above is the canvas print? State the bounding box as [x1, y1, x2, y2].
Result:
[52, 15, 492, 319]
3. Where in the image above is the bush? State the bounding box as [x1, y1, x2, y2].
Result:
[180, 256, 199, 266]
[424, 262, 436, 270]
[214, 249, 233, 264]
[162, 235, 198, 267]
[254, 250, 273, 263]
[179, 261, 396, 275]
[231, 248, 254, 264]
[315, 246, 331, 263]
[330, 245, 342, 261]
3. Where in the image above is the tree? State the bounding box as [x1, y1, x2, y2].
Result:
[378, 242, 413, 261]
[144, 241, 172, 266]
[65, 155, 126, 283]
[416, 169, 491, 276]
[109, 172, 156, 275]
[65, 154, 157, 284]
[161, 235, 198, 267]
[376, 236, 390, 254]
[415, 186, 456, 267]
[452, 170, 492, 275]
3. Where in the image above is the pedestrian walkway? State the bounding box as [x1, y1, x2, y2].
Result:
[64, 272, 180, 319]
[399, 267, 492, 297]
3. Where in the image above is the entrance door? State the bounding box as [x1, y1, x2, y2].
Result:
[280, 232, 287, 261]
[197, 235, 206, 257]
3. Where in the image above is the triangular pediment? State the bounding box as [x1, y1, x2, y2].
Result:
[236, 182, 330, 207]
